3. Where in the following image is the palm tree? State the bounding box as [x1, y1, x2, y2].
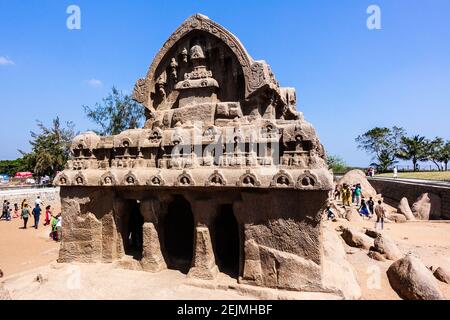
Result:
[396, 135, 429, 172]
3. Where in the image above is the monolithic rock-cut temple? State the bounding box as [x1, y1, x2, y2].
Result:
[55, 14, 335, 293]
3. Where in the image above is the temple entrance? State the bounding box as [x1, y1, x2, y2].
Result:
[163, 195, 194, 273]
[123, 200, 144, 260]
[214, 204, 240, 278]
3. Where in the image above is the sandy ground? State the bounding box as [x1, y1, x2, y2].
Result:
[1, 202, 450, 300]
[0, 215, 59, 278]
[328, 214, 450, 300]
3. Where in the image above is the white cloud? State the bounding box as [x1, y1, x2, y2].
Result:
[0, 56, 15, 66]
[85, 78, 103, 88]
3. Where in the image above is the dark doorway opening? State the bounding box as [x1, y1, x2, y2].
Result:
[163, 195, 194, 273]
[124, 200, 144, 260]
[214, 204, 240, 278]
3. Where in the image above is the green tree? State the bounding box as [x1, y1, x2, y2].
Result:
[0, 158, 30, 176]
[427, 137, 445, 171]
[356, 126, 405, 172]
[441, 141, 450, 171]
[326, 155, 347, 173]
[396, 135, 429, 171]
[83, 87, 145, 136]
[20, 117, 76, 178]
[369, 149, 398, 173]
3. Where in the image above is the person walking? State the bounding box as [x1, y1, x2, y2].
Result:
[44, 205, 52, 226]
[32, 204, 42, 229]
[1, 200, 8, 220]
[354, 184, 362, 207]
[367, 197, 375, 216]
[21, 203, 31, 229]
[359, 198, 370, 219]
[374, 200, 387, 230]
[35, 196, 43, 208]
[341, 184, 352, 207]
[5, 202, 12, 221]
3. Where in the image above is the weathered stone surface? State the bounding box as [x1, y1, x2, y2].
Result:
[374, 233, 402, 260]
[345, 207, 362, 222]
[337, 169, 377, 199]
[322, 226, 361, 299]
[397, 197, 415, 220]
[368, 250, 386, 261]
[140, 223, 167, 272]
[341, 227, 374, 250]
[365, 228, 381, 239]
[0, 284, 11, 300]
[53, 14, 334, 294]
[412, 193, 442, 220]
[388, 213, 407, 223]
[387, 255, 444, 300]
[433, 267, 450, 284]
[188, 227, 219, 280]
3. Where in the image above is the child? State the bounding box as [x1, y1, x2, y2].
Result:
[44, 205, 52, 226]
[325, 206, 336, 220]
[13, 203, 19, 218]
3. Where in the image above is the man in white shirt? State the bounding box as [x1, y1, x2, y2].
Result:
[35, 196, 42, 208]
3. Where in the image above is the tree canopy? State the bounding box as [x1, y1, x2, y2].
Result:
[83, 87, 145, 136]
[20, 117, 76, 178]
[355, 126, 405, 172]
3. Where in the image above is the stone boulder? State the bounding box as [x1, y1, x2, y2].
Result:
[322, 226, 362, 299]
[412, 193, 442, 220]
[433, 267, 450, 284]
[329, 201, 345, 219]
[365, 228, 381, 239]
[397, 197, 415, 220]
[368, 250, 386, 261]
[345, 207, 362, 222]
[0, 284, 11, 300]
[388, 213, 407, 224]
[387, 255, 444, 300]
[337, 169, 377, 199]
[374, 233, 402, 260]
[341, 227, 374, 250]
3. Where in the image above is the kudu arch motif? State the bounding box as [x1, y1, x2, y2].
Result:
[55, 14, 335, 293]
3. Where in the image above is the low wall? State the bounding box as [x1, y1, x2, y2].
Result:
[0, 187, 61, 211]
[368, 178, 450, 219]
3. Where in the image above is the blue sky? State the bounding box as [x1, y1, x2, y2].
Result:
[1, 0, 449, 167]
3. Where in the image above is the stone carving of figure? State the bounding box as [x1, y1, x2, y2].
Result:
[190, 45, 205, 60]
[104, 176, 112, 185]
[181, 47, 188, 63]
[243, 176, 254, 186]
[126, 176, 135, 185]
[180, 176, 190, 185]
[170, 58, 178, 81]
[157, 76, 166, 99]
[277, 176, 289, 187]
[60, 177, 67, 185]
[152, 177, 160, 185]
[76, 177, 83, 185]
[211, 175, 222, 186]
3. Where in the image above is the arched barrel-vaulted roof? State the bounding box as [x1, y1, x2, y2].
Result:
[132, 14, 278, 109]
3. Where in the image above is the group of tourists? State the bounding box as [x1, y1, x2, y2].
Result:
[334, 183, 363, 207]
[1, 196, 62, 241]
[327, 182, 388, 229]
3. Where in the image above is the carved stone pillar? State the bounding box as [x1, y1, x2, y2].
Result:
[139, 199, 167, 272]
[187, 199, 219, 280]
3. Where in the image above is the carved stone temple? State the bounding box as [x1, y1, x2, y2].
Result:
[55, 14, 335, 293]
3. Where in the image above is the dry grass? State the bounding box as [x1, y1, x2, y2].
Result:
[376, 171, 450, 181]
